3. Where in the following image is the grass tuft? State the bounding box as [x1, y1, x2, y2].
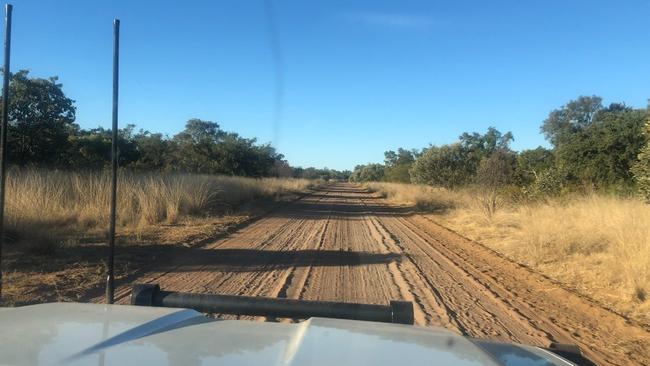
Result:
[635, 287, 647, 303]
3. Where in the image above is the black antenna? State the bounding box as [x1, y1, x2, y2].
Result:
[106, 18, 119, 304]
[0, 3, 12, 301]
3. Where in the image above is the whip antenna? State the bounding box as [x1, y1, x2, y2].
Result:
[0, 3, 12, 300]
[106, 18, 119, 304]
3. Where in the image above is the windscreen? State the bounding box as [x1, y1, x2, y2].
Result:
[0, 2, 648, 366]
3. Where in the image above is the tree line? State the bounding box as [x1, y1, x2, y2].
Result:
[351, 96, 650, 201]
[1, 70, 351, 179]
[4, 70, 648, 195]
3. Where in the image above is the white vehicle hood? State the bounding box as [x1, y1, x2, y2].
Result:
[0, 302, 572, 366]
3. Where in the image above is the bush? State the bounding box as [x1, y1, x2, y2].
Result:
[526, 168, 566, 198]
[410, 144, 475, 188]
[632, 121, 650, 202]
[349, 164, 385, 182]
[515, 147, 554, 186]
[474, 150, 516, 219]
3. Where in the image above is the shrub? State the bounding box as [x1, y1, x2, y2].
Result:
[632, 120, 650, 202]
[410, 144, 475, 188]
[526, 167, 566, 198]
[474, 150, 516, 219]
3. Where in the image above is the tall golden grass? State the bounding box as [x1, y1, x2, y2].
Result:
[365, 181, 650, 323]
[364, 182, 465, 210]
[4, 169, 315, 253]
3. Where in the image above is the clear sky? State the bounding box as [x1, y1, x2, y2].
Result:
[7, 0, 650, 170]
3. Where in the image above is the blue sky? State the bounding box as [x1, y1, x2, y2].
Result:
[7, 0, 650, 170]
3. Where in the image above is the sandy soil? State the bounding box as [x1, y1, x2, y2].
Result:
[95, 183, 650, 366]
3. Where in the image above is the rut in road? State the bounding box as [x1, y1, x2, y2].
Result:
[107, 183, 650, 366]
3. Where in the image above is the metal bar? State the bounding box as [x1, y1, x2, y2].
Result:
[106, 18, 119, 304]
[130, 284, 414, 325]
[0, 3, 12, 300]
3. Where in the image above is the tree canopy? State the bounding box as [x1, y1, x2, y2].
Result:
[383, 148, 416, 183]
[0, 70, 300, 178]
[349, 164, 385, 182]
[541, 97, 647, 188]
[358, 96, 649, 200]
[2, 70, 648, 194]
[410, 127, 514, 188]
[3, 70, 77, 166]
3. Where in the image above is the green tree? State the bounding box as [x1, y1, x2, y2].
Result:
[541, 95, 602, 147]
[459, 126, 514, 171]
[0, 69, 304, 178]
[270, 159, 293, 178]
[131, 130, 173, 170]
[169, 119, 284, 176]
[214, 134, 281, 177]
[515, 147, 554, 186]
[579, 105, 647, 187]
[68, 127, 111, 169]
[295, 167, 350, 181]
[349, 164, 385, 182]
[410, 127, 513, 188]
[530, 167, 567, 197]
[172, 119, 225, 173]
[410, 144, 474, 188]
[3, 70, 77, 166]
[68, 125, 140, 169]
[541, 97, 647, 189]
[383, 148, 416, 183]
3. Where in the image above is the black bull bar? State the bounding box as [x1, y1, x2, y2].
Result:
[130, 283, 414, 325]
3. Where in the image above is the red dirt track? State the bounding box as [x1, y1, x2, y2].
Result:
[106, 183, 650, 365]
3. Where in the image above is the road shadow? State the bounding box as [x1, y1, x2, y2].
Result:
[278, 200, 416, 218]
[73, 245, 402, 302]
[162, 248, 403, 272]
[19, 243, 403, 274]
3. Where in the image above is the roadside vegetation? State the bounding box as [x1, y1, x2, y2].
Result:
[0, 70, 343, 255]
[0, 70, 343, 305]
[366, 182, 650, 324]
[6, 169, 318, 254]
[1, 169, 318, 305]
[357, 96, 650, 325]
[1, 70, 351, 180]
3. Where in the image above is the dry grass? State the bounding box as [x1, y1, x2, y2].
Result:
[364, 182, 465, 211]
[1, 169, 317, 305]
[365, 181, 650, 325]
[4, 169, 316, 254]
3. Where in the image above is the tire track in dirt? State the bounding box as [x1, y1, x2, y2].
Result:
[170, 193, 332, 299]
[361, 190, 650, 365]
[296, 189, 399, 306]
[361, 202, 461, 331]
[103, 183, 650, 365]
[108, 192, 332, 304]
[403, 214, 650, 365]
[380, 214, 550, 340]
[277, 208, 331, 301]
[108, 216, 303, 302]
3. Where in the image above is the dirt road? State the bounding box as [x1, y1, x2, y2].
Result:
[107, 183, 650, 365]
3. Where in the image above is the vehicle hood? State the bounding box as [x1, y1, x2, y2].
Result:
[0, 302, 571, 365]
